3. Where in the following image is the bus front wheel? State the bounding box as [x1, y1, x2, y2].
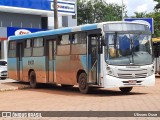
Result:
[29, 71, 37, 88]
[119, 87, 133, 93]
[78, 72, 90, 94]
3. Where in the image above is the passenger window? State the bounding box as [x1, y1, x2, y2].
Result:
[9, 41, 16, 50]
[34, 38, 44, 47]
[26, 39, 32, 48]
[73, 32, 86, 44]
[61, 34, 70, 45]
[8, 41, 16, 58]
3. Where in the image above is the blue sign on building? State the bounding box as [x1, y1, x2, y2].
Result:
[0, 0, 76, 15]
[124, 18, 154, 34]
[7, 27, 45, 37]
[0, 0, 50, 11]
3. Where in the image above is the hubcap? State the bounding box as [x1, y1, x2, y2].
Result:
[80, 77, 86, 89]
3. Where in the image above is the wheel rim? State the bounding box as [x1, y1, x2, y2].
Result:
[30, 72, 36, 88]
[79, 76, 86, 90]
[31, 75, 35, 83]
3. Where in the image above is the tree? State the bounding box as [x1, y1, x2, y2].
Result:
[77, 0, 124, 25]
[77, 0, 93, 25]
[147, 11, 160, 37]
[133, 12, 147, 18]
[154, 0, 160, 10]
[152, 0, 160, 37]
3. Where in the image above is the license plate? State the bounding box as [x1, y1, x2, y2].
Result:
[128, 80, 137, 84]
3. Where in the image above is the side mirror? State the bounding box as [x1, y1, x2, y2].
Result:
[101, 36, 106, 46]
[101, 39, 106, 46]
[98, 37, 106, 54]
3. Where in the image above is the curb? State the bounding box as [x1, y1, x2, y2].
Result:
[0, 83, 31, 92]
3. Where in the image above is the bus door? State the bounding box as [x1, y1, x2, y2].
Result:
[17, 43, 23, 80]
[88, 35, 98, 83]
[47, 39, 56, 83]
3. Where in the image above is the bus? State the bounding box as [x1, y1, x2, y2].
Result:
[8, 21, 155, 94]
[152, 37, 160, 74]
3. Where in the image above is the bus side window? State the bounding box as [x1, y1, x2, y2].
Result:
[77, 32, 86, 44]
[34, 37, 44, 47]
[71, 32, 87, 55]
[26, 39, 32, 48]
[32, 37, 44, 56]
[70, 34, 76, 44]
[57, 34, 70, 55]
[57, 36, 62, 45]
[8, 41, 16, 58]
[61, 34, 70, 45]
[24, 39, 32, 57]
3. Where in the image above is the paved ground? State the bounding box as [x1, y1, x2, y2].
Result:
[0, 78, 30, 91]
[0, 76, 160, 120]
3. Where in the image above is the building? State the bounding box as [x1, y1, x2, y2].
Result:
[0, 0, 77, 59]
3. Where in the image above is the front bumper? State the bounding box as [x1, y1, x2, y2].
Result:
[102, 74, 155, 88]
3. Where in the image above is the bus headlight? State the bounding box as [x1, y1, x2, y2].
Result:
[151, 67, 155, 74]
[148, 66, 154, 76]
[106, 66, 114, 76]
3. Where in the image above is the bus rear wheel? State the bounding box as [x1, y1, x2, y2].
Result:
[78, 72, 90, 94]
[119, 87, 133, 93]
[29, 71, 37, 88]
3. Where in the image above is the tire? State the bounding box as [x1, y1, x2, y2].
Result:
[61, 84, 74, 88]
[119, 87, 133, 93]
[78, 72, 90, 94]
[29, 71, 37, 88]
[0, 77, 6, 80]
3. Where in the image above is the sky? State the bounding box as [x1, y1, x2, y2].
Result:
[105, 0, 158, 16]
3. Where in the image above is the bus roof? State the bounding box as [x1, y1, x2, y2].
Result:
[8, 21, 148, 41]
[9, 23, 100, 41]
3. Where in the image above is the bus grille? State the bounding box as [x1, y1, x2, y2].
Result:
[117, 69, 148, 79]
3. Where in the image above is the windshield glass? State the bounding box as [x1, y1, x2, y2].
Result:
[105, 32, 153, 65]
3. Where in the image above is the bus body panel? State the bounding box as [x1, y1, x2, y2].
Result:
[56, 54, 87, 85]
[22, 57, 47, 83]
[8, 58, 19, 80]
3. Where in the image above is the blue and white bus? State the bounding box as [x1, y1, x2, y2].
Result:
[8, 21, 155, 94]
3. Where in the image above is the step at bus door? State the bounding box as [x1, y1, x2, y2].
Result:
[47, 40, 56, 83]
[88, 35, 98, 83]
[17, 43, 23, 80]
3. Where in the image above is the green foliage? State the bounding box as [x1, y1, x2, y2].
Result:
[133, 12, 147, 18]
[147, 11, 160, 37]
[77, 0, 124, 25]
[77, 0, 160, 37]
[154, 0, 160, 9]
[147, 0, 160, 37]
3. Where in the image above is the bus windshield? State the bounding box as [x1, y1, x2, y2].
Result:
[105, 32, 153, 65]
